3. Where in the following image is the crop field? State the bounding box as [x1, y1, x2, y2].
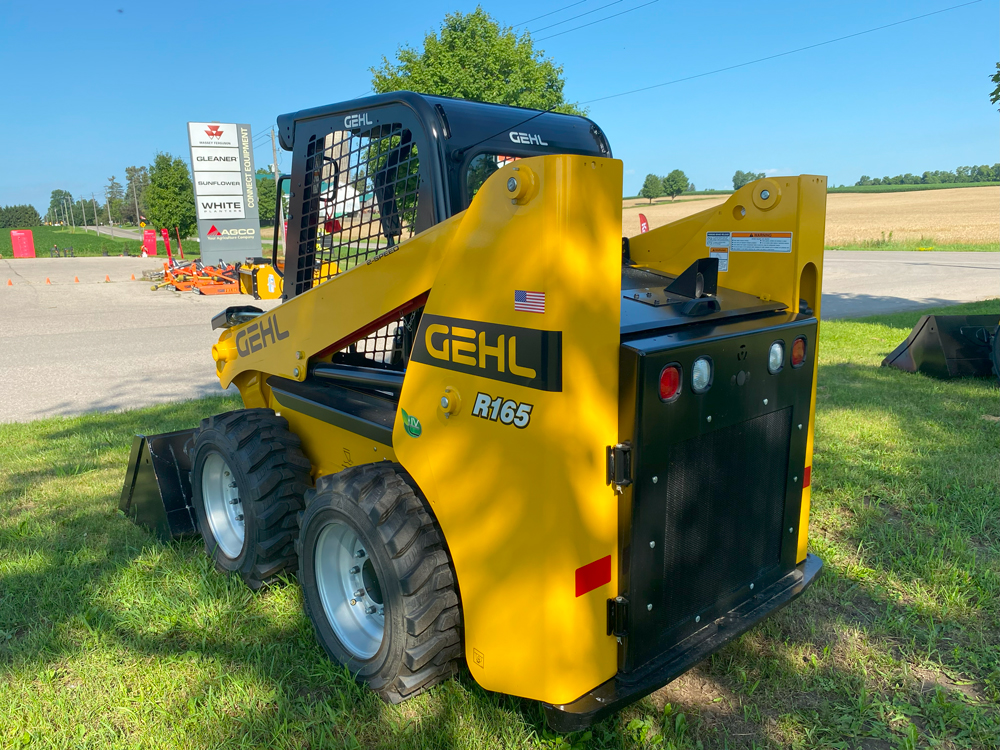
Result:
[622, 186, 1000, 251]
[0, 228, 204, 259]
[1, 299, 998, 749]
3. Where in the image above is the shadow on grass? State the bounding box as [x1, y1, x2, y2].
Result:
[2, 337, 999, 748]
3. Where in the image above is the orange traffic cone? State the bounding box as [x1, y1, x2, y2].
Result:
[6, 279, 11, 286]
[74, 276, 80, 283]
[105, 274, 111, 283]
[130, 273, 136, 281]
[45, 278, 51, 285]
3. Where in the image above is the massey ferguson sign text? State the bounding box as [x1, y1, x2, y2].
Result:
[188, 122, 260, 263]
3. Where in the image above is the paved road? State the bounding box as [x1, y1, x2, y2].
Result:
[820, 251, 999, 318]
[1, 251, 997, 423]
[0, 257, 279, 423]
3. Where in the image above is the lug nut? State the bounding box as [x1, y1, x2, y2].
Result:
[235, 514, 244, 522]
[228, 481, 237, 488]
[349, 566, 360, 575]
[365, 605, 377, 615]
[354, 589, 365, 598]
[228, 497, 240, 505]
[355, 549, 366, 559]
[378, 608, 384, 616]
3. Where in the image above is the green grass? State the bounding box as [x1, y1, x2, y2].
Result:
[827, 182, 1000, 194]
[827, 234, 999, 253]
[0, 227, 205, 259]
[1, 300, 999, 749]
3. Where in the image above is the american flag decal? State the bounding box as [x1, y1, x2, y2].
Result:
[514, 290, 545, 313]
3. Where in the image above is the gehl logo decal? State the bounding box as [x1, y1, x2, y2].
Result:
[411, 314, 562, 392]
[236, 314, 289, 357]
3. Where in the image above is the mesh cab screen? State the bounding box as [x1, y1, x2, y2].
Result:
[659, 408, 791, 627]
[293, 123, 423, 368]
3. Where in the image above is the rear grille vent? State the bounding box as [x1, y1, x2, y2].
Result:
[659, 408, 791, 628]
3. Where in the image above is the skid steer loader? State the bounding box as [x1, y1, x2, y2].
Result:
[120, 92, 826, 729]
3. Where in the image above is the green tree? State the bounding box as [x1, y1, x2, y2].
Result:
[146, 153, 197, 238]
[47, 189, 73, 223]
[0, 204, 42, 228]
[122, 166, 150, 225]
[638, 173, 664, 203]
[371, 7, 584, 114]
[662, 169, 688, 201]
[991, 62, 999, 111]
[732, 170, 765, 190]
[256, 168, 277, 225]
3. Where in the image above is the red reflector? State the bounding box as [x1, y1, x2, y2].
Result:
[575, 555, 612, 597]
[659, 364, 681, 402]
[803, 466, 811, 487]
[791, 337, 807, 367]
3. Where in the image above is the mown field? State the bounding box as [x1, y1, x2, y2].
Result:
[827, 182, 1000, 194]
[622, 186, 1000, 252]
[1, 299, 998, 749]
[0, 228, 204, 259]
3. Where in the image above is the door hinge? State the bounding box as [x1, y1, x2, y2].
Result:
[607, 595, 629, 637]
[606, 442, 632, 492]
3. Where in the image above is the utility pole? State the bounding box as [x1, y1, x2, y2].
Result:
[81, 194, 89, 233]
[131, 175, 141, 229]
[271, 127, 284, 259]
[68, 196, 76, 232]
[92, 194, 100, 237]
[106, 190, 114, 239]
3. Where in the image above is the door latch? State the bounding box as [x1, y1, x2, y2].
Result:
[606, 442, 632, 492]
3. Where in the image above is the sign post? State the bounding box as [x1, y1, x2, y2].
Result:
[10, 230, 36, 258]
[142, 229, 157, 256]
[188, 122, 260, 266]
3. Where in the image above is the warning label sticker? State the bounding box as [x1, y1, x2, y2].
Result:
[731, 231, 792, 253]
[706, 231, 731, 271]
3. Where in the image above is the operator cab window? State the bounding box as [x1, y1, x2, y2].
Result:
[466, 153, 520, 202]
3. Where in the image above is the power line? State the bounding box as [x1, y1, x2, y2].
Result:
[580, 0, 983, 103]
[514, 0, 587, 27]
[531, 0, 626, 33]
[536, 0, 658, 41]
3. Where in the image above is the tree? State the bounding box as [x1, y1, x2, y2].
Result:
[638, 173, 664, 203]
[732, 170, 766, 190]
[122, 166, 150, 225]
[371, 7, 584, 114]
[256, 168, 276, 225]
[662, 169, 688, 201]
[146, 153, 197, 238]
[104, 176, 125, 224]
[0, 204, 42, 228]
[991, 62, 999, 111]
[48, 189, 73, 223]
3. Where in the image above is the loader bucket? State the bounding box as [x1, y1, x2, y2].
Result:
[119, 429, 199, 542]
[881, 315, 1000, 379]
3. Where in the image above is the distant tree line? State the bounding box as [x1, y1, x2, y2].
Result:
[855, 164, 1000, 187]
[0, 205, 42, 228]
[638, 170, 693, 203]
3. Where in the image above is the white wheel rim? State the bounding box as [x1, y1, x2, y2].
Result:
[201, 452, 245, 559]
[314, 520, 385, 659]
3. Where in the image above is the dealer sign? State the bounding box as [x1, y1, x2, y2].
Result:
[187, 122, 261, 264]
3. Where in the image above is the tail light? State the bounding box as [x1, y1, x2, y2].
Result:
[659, 364, 682, 402]
[791, 337, 807, 367]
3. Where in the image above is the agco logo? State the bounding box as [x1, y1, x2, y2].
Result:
[411, 314, 562, 392]
[207, 225, 256, 239]
[204, 124, 224, 139]
[344, 112, 373, 129]
[236, 314, 289, 357]
[509, 131, 549, 146]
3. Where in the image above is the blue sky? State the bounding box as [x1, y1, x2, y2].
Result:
[1, 0, 996, 209]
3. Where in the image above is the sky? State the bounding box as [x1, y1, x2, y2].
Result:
[0, 0, 997, 210]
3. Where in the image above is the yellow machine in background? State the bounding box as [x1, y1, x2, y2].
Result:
[238, 260, 283, 299]
[120, 92, 825, 730]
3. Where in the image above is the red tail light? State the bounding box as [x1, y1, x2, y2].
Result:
[791, 336, 807, 367]
[659, 364, 682, 402]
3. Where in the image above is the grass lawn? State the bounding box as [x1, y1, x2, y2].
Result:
[1, 300, 998, 749]
[0, 227, 204, 259]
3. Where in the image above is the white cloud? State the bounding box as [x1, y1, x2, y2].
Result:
[624, 169, 636, 175]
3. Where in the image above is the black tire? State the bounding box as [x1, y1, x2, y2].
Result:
[190, 409, 312, 590]
[297, 463, 463, 703]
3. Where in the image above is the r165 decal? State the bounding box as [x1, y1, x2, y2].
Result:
[471, 392, 533, 428]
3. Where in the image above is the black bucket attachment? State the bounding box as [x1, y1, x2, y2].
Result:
[119, 429, 199, 542]
[881, 315, 1000, 379]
